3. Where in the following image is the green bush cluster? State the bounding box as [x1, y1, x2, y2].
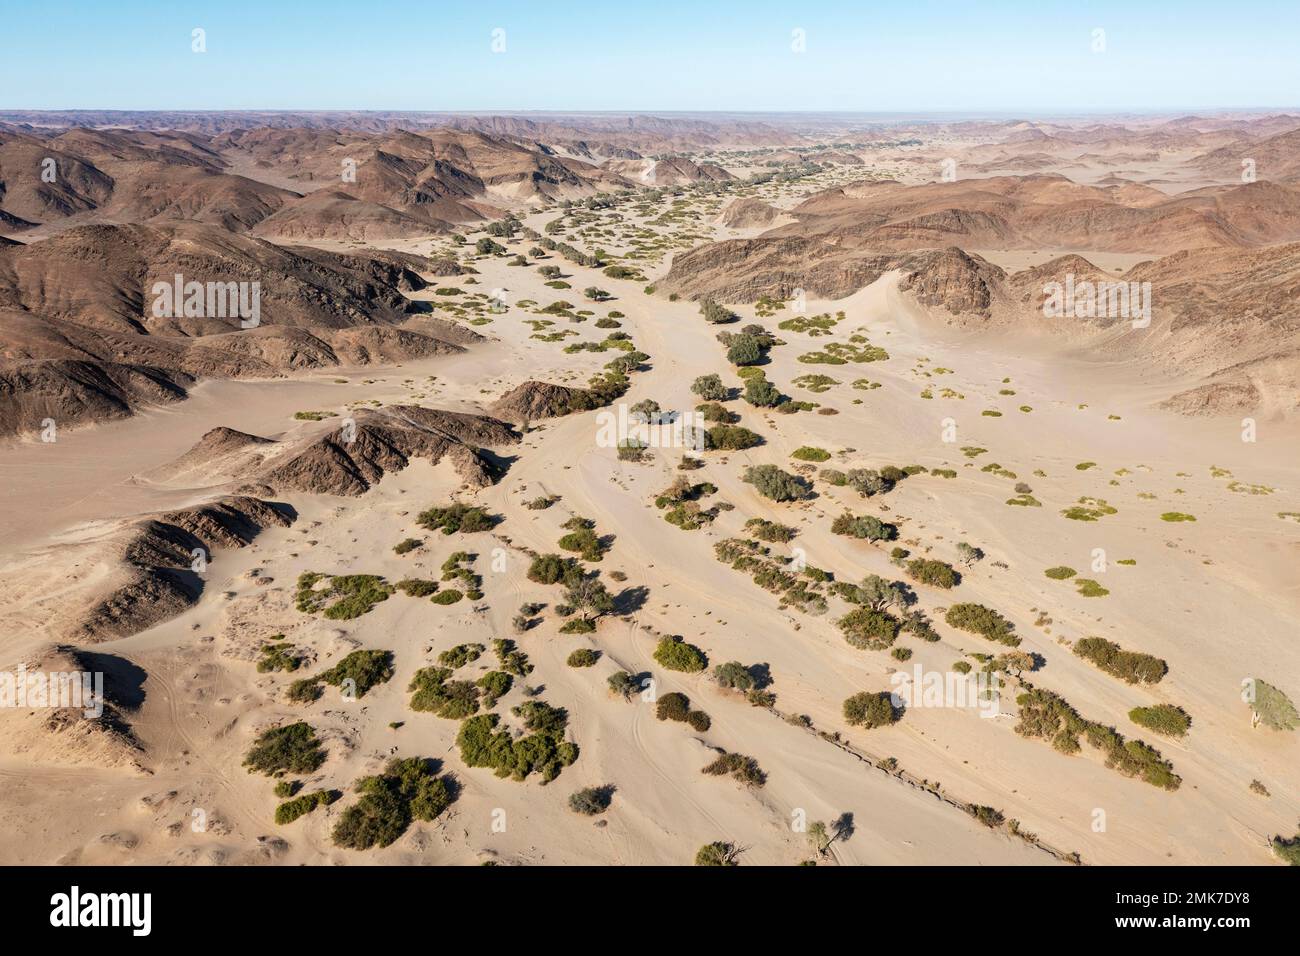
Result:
[831, 512, 897, 542]
[1015, 687, 1180, 790]
[332, 757, 454, 850]
[416, 502, 496, 535]
[706, 424, 762, 450]
[244, 722, 326, 776]
[1074, 637, 1167, 685]
[438, 643, 485, 668]
[1128, 704, 1191, 737]
[842, 691, 900, 729]
[558, 516, 607, 561]
[295, 572, 394, 620]
[275, 789, 339, 825]
[945, 603, 1020, 646]
[653, 636, 708, 673]
[743, 464, 811, 502]
[838, 608, 901, 650]
[318, 650, 395, 698]
[456, 701, 578, 783]
[257, 639, 301, 673]
[409, 667, 480, 719]
[906, 558, 958, 589]
[744, 518, 796, 543]
[701, 751, 766, 787]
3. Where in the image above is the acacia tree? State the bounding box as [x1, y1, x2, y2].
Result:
[807, 820, 831, 857]
[691, 373, 727, 401]
[565, 573, 615, 623]
[856, 574, 909, 612]
[1246, 678, 1299, 731]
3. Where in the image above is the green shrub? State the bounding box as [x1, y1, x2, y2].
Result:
[691, 373, 727, 401]
[727, 335, 763, 365]
[706, 424, 761, 450]
[967, 805, 1005, 829]
[744, 518, 796, 543]
[1044, 566, 1077, 580]
[416, 502, 496, 535]
[393, 538, 422, 555]
[286, 678, 323, 704]
[1015, 687, 1180, 790]
[566, 648, 600, 667]
[332, 757, 453, 850]
[607, 671, 639, 700]
[476, 671, 513, 708]
[558, 516, 607, 561]
[318, 650, 395, 698]
[244, 722, 326, 776]
[792, 446, 831, 462]
[1074, 637, 1167, 684]
[743, 464, 811, 502]
[695, 841, 738, 866]
[743, 376, 781, 407]
[714, 661, 756, 691]
[527, 553, 579, 585]
[1075, 578, 1109, 597]
[831, 512, 896, 542]
[945, 603, 1020, 646]
[296, 572, 394, 620]
[1272, 832, 1300, 866]
[455, 702, 578, 783]
[700, 299, 738, 325]
[906, 558, 958, 589]
[395, 578, 439, 597]
[838, 608, 901, 650]
[275, 789, 339, 825]
[409, 667, 480, 719]
[1129, 704, 1191, 737]
[701, 751, 766, 787]
[257, 640, 301, 673]
[656, 692, 691, 722]
[431, 589, 464, 605]
[438, 643, 484, 668]
[653, 636, 708, 672]
[842, 692, 899, 729]
[569, 786, 614, 815]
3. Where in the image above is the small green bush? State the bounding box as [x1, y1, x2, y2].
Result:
[743, 464, 811, 502]
[906, 558, 958, 589]
[1129, 704, 1191, 737]
[842, 692, 900, 729]
[275, 789, 339, 825]
[1074, 637, 1167, 684]
[566, 648, 600, 667]
[653, 637, 708, 673]
[416, 502, 496, 535]
[244, 722, 326, 776]
[569, 786, 614, 815]
[944, 603, 1020, 646]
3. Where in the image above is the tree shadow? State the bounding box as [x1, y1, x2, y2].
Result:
[613, 585, 650, 615]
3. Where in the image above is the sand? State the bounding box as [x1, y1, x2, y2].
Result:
[1, 158, 1296, 867]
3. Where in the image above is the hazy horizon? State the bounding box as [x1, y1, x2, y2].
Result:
[5, 0, 1299, 113]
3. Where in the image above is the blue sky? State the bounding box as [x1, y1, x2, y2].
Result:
[3, 0, 1298, 113]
